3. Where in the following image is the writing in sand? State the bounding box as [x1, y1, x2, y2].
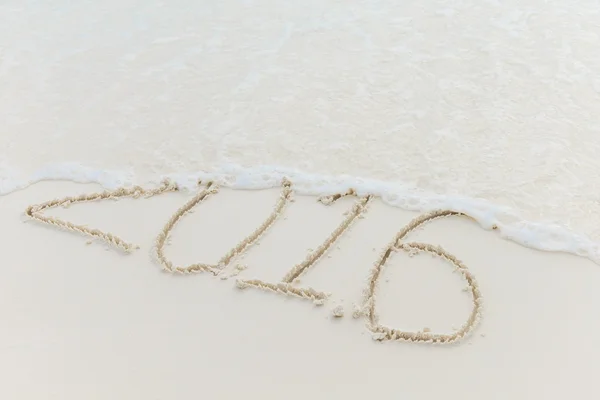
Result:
[24, 179, 482, 345]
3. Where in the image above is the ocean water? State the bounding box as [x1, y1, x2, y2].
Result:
[2, 0, 600, 262]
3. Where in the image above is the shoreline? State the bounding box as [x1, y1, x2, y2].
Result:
[3, 162, 598, 265]
[3, 180, 599, 398]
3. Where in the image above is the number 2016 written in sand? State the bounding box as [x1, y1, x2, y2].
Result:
[25, 179, 482, 345]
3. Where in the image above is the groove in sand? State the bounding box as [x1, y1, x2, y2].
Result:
[155, 179, 293, 275]
[24, 182, 482, 345]
[24, 179, 179, 252]
[359, 210, 483, 344]
[236, 189, 372, 304]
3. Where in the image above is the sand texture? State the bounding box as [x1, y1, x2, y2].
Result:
[3, 1, 600, 398]
[2, 182, 600, 399]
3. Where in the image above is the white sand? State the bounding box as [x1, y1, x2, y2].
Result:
[3, 0, 600, 398]
[3, 182, 600, 399]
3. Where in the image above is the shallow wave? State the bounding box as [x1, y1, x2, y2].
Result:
[2, 161, 598, 264]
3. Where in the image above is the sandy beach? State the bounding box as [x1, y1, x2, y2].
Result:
[3, 181, 600, 399]
[3, 0, 600, 398]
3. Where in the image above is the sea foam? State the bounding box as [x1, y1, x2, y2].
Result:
[2, 161, 598, 264]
